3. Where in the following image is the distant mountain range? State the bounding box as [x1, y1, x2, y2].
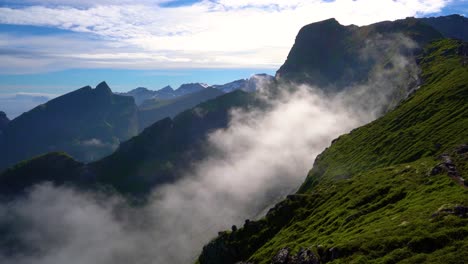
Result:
[211, 74, 274, 93]
[0, 75, 275, 170]
[118, 83, 209, 105]
[119, 74, 273, 106]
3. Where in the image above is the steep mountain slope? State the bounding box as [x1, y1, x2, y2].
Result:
[275, 17, 443, 89]
[138, 87, 224, 131]
[0, 82, 139, 171]
[420, 14, 468, 41]
[198, 39, 468, 264]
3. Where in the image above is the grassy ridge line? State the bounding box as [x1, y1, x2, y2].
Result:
[300, 39, 468, 192]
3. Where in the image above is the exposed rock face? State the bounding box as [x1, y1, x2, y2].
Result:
[271, 248, 320, 264]
[430, 144, 468, 187]
[432, 205, 468, 218]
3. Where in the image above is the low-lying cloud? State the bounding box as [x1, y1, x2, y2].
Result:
[0, 93, 57, 119]
[0, 37, 420, 263]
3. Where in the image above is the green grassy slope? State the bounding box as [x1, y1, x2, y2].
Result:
[198, 39, 468, 264]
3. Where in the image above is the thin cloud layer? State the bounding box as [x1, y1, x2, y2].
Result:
[0, 0, 452, 73]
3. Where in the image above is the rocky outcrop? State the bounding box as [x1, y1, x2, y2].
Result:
[430, 144, 468, 188]
[272, 248, 320, 264]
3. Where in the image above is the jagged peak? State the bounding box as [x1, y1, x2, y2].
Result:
[176, 83, 208, 90]
[132, 87, 151, 92]
[95, 81, 112, 94]
[159, 85, 174, 92]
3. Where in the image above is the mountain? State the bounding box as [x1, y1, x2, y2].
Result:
[198, 39, 468, 264]
[420, 14, 468, 41]
[120, 83, 209, 106]
[138, 87, 224, 131]
[0, 152, 87, 197]
[0, 81, 139, 171]
[119, 87, 159, 105]
[212, 74, 274, 93]
[275, 17, 444, 89]
[0, 90, 258, 196]
[174, 82, 209, 96]
[119, 85, 175, 105]
[0, 111, 9, 134]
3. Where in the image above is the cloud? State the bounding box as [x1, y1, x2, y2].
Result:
[0, 92, 57, 118]
[0, 35, 420, 264]
[0, 0, 452, 73]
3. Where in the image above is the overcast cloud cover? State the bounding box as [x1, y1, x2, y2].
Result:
[0, 0, 458, 73]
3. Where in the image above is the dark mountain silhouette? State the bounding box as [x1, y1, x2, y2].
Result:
[0, 90, 258, 196]
[276, 17, 444, 89]
[0, 81, 139, 171]
[420, 14, 468, 41]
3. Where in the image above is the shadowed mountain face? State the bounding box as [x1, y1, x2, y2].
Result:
[275, 17, 445, 89]
[138, 87, 224, 131]
[0, 82, 139, 171]
[420, 14, 468, 41]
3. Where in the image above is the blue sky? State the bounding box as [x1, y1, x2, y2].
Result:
[0, 0, 466, 99]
